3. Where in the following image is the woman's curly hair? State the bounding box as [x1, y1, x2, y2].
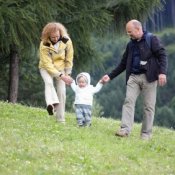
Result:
[41, 22, 69, 43]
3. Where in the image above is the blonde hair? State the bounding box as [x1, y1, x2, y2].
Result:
[41, 22, 69, 43]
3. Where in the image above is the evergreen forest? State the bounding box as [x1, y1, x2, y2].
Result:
[0, 0, 175, 129]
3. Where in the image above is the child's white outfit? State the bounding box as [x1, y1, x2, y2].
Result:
[71, 72, 103, 126]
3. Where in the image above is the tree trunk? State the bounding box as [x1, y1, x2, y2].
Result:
[8, 45, 19, 103]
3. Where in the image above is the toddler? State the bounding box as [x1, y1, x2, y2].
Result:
[71, 72, 103, 127]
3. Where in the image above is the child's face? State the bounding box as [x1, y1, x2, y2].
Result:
[77, 76, 87, 88]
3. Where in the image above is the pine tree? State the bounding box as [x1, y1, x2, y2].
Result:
[0, 0, 163, 103]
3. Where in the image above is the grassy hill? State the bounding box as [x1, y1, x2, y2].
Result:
[0, 101, 175, 175]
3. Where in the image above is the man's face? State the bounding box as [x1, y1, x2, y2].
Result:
[126, 24, 140, 40]
[50, 31, 60, 44]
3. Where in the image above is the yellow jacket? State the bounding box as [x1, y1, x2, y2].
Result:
[39, 37, 74, 77]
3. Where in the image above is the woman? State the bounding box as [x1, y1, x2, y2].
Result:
[39, 22, 74, 123]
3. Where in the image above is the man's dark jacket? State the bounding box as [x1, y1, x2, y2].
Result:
[108, 32, 168, 83]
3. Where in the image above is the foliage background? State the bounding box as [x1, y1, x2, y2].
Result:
[0, 0, 175, 128]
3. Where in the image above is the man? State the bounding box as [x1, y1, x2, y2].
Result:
[102, 19, 167, 140]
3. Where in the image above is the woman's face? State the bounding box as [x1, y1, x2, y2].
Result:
[50, 30, 60, 44]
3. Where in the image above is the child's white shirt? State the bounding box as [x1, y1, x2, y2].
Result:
[71, 80, 103, 105]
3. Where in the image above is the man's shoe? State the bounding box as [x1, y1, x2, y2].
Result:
[115, 129, 129, 137]
[141, 133, 151, 140]
[47, 104, 54, 115]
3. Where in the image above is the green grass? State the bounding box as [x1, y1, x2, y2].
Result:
[0, 101, 175, 175]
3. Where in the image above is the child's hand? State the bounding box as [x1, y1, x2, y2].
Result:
[99, 79, 105, 84]
[60, 75, 73, 85]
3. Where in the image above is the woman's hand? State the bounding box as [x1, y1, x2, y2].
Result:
[60, 74, 73, 85]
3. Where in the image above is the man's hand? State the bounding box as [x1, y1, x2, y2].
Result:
[101, 75, 110, 84]
[158, 74, 167, 86]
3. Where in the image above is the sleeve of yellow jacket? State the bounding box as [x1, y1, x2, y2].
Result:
[39, 42, 61, 77]
[64, 38, 74, 75]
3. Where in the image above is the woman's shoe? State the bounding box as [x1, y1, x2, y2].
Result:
[47, 104, 54, 115]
